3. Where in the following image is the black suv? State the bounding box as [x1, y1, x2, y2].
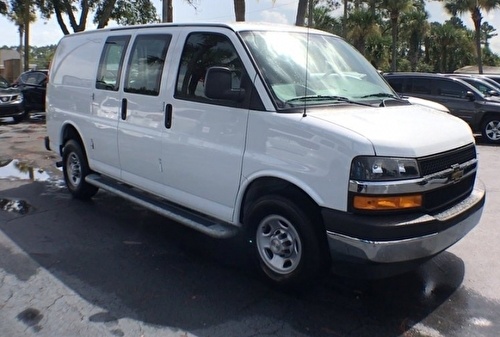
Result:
[12, 69, 48, 113]
[385, 72, 500, 144]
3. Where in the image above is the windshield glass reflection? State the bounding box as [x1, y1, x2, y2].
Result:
[241, 31, 395, 108]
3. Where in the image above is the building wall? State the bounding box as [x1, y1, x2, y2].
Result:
[0, 49, 21, 83]
[3, 59, 21, 82]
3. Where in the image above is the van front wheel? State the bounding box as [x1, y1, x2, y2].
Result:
[244, 195, 327, 287]
[62, 140, 99, 199]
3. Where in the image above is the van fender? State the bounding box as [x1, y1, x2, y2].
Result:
[234, 169, 326, 225]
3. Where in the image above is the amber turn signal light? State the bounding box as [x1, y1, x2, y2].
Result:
[353, 195, 422, 210]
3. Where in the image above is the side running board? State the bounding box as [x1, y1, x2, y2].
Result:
[85, 174, 238, 239]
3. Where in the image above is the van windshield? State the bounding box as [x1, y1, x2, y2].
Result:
[240, 30, 396, 108]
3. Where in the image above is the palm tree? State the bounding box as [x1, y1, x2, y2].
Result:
[311, 4, 340, 32]
[234, 0, 245, 21]
[296, 0, 308, 26]
[9, 0, 36, 71]
[162, 0, 172, 22]
[342, 0, 348, 37]
[429, 21, 473, 73]
[346, 8, 380, 55]
[400, 8, 430, 71]
[442, 0, 500, 74]
[379, 0, 414, 72]
[480, 21, 497, 49]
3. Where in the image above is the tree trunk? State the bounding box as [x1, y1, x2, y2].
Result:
[342, 0, 348, 37]
[390, 15, 398, 72]
[234, 0, 245, 21]
[18, 25, 24, 75]
[53, 2, 70, 35]
[472, 7, 483, 74]
[23, 1, 29, 71]
[97, 0, 118, 28]
[295, 0, 308, 26]
[162, 0, 173, 23]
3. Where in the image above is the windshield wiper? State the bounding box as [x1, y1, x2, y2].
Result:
[359, 93, 401, 99]
[285, 95, 373, 106]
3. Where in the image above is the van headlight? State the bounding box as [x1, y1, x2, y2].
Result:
[350, 156, 422, 211]
[350, 156, 420, 181]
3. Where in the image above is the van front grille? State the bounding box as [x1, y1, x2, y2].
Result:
[418, 143, 477, 212]
[418, 144, 476, 176]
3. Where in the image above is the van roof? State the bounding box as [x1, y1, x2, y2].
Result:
[62, 22, 334, 38]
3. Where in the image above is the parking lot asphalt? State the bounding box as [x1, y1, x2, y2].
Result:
[1, 116, 499, 337]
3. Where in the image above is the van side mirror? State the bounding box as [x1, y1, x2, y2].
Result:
[465, 91, 475, 101]
[205, 67, 246, 102]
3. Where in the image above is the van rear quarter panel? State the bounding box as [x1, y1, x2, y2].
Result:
[48, 31, 123, 178]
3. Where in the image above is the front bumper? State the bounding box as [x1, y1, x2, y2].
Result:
[0, 103, 25, 118]
[323, 183, 485, 264]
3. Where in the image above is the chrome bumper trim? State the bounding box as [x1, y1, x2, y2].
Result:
[326, 187, 485, 263]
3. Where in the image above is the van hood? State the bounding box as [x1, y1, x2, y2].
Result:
[308, 104, 474, 157]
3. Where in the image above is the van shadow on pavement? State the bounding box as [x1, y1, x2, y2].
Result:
[0, 180, 498, 337]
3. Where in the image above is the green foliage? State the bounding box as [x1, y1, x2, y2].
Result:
[3, 0, 500, 74]
[312, 0, 500, 73]
[96, 0, 159, 26]
[0, 0, 7, 14]
[415, 61, 434, 73]
[2, 44, 55, 68]
[396, 58, 412, 72]
[30, 45, 56, 68]
[483, 47, 500, 66]
[36, 0, 159, 34]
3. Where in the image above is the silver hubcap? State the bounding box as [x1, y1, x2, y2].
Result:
[485, 120, 500, 141]
[256, 215, 302, 275]
[66, 152, 82, 188]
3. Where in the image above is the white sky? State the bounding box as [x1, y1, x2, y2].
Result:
[0, 0, 499, 53]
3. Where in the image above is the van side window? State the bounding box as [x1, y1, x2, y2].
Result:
[124, 34, 171, 96]
[435, 80, 467, 98]
[175, 32, 247, 106]
[96, 36, 130, 91]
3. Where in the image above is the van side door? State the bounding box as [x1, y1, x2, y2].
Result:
[118, 32, 173, 196]
[91, 35, 131, 178]
[162, 30, 256, 222]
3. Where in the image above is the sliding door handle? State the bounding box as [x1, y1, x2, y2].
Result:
[121, 98, 127, 120]
[165, 103, 172, 129]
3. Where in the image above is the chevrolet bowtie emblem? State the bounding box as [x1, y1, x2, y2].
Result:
[450, 164, 464, 183]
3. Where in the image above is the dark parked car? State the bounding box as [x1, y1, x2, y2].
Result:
[0, 75, 26, 123]
[447, 74, 500, 96]
[384, 72, 500, 144]
[12, 69, 48, 113]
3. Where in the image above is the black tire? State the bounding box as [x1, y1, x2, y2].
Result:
[62, 139, 99, 200]
[481, 116, 500, 144]
[244, 195, 329, 287]
[12, 111, 28, 123]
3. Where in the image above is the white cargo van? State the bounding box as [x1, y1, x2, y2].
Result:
[45, 23, 485, 286]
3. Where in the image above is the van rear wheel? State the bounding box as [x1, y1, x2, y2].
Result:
[62, 140, 99, 199]
[244, 195, 328, 287]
